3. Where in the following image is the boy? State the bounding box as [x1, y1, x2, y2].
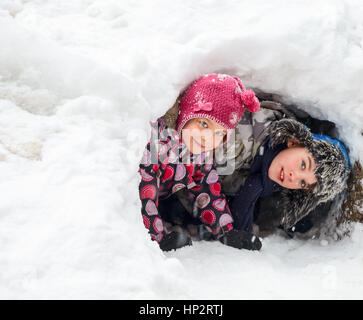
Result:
[231, 118, 350, 234]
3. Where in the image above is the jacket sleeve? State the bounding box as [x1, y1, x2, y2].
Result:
[249, 107, 282, 150]
[139, 141, 166, 243]
[139, 121, 190, 243]
[188, 166, 234, 238]
[230, 173, 263, 232]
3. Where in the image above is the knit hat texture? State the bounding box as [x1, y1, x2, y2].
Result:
[268, 118, 350, 229]
[176, 74, 260, 135]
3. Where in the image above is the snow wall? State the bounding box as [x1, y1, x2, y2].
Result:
[0, 0, 363, 299]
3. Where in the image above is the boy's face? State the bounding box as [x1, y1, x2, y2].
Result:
[181, 118, 227, 154]
[268, 140, 317, 189]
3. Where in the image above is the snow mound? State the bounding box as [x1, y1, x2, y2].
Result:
[0, 0, 363, 299]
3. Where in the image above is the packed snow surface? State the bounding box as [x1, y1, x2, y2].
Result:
[1, 0, 363, 299]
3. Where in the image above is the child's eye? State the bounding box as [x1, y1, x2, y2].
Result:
[301, 180, 306, 188]
[215, 131, 224, 137]
[199, 120, 208, 128]
[301, 160, 306, 170]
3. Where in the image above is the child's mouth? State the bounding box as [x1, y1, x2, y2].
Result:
[280, 167, 284, 182]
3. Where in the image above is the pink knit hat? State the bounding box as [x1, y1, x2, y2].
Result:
[176, 74, 260, 135]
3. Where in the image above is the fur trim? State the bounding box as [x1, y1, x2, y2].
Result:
[269, 119, 350, 229]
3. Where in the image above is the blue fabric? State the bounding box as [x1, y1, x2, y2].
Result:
[312, 133, 350, 168]
[231, 143, 284, 232]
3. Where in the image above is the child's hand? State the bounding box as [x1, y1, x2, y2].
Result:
[159, 231, 192, 252]
[219, 229, 262, 251]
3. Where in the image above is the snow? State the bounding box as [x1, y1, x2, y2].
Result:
[1, 0, 363, 299]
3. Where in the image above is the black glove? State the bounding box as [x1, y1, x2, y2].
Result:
[159, 231, 192, 252]
[219, 229, 262, 251]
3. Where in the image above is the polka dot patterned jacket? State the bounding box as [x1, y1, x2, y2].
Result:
[138, 118, 234, 244]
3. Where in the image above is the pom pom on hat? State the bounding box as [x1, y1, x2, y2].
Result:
[232, 76, 260, 113]
[240, 90, 260, 113]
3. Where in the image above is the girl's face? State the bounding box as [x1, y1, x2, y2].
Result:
[268, 140, 317, 189]
[181, 118, 227, 154]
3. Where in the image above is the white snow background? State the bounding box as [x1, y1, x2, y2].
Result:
[0, 0, 363, 299]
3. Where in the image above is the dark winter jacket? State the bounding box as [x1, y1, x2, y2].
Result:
[231, 143, 284, 232]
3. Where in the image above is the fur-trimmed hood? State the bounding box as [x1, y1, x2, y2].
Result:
[268, 118, 350, 229]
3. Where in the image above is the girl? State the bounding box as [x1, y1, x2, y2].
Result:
[138, 74, 261, 251]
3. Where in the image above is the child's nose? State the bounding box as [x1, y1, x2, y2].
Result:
[288, 170, 295, 183]
[289, 170, 303, 186]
